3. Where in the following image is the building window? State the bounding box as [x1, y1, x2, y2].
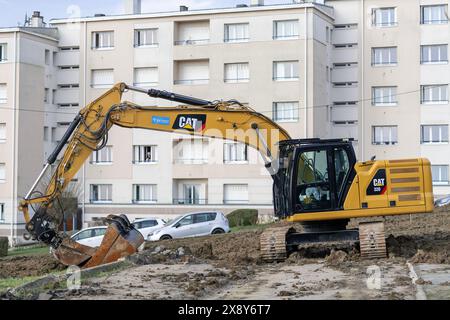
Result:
[52, 89, 56, 104]
[421, 85, 449, 104]
[45, 49, 50, 65]
[372, 47, 397, 66]
[133, 184, 157, 203]
[91, 146, 112, 164]
[372, 86, 398, 106]
[134, 28, 158, 47]
[174, 60, 209, 85]
[372, 7, 397, 27]
[182, 184, 203, 204]
[43, 126, 48, 141]
[420, 5, 448, 24]
[372, 126, 398, 145]
[44, 88, 49, 103]
[224, 142, 248, 163]
[224, 23, 249, 43]
[421, 125, 449, 144]
[334, 43, 357, 49]
[0, 43, 7, 61]
[173, 139, 208, 164]
[133, 145, 157, 163]
[432, 165, 449, 185]
[273, 102, 299, 122]
[421, 44, 448, 64]
[92, 31, 114, 49]
[0, 203, 4, 222]
[0, 123, 5, 142]
[0, 163, 5, 182]
[0, 83, 6, 103]
[90, 184, 112, 203]
[273, 61, 299, 81]
[224, 63, 249, 83]
[273, 20, 299, 39]
[333, 82, 358, 88]
[59, 46, 80, 51]
[91, 69, 114, 88]
[134, 67, 158, 87]
[51, 127, 56, 142]
[333, 62, 358, 68]
[223, 184, 248, 204]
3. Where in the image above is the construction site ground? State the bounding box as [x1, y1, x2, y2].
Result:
[1, 208, 450, 300]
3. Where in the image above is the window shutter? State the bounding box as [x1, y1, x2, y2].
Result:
[92, 69, 114, 88]
[0, 84, 7, 102]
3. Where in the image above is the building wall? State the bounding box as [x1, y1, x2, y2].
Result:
[52, 4, 335, 222]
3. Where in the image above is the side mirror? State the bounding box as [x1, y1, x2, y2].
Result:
[174, 223, 180, 228]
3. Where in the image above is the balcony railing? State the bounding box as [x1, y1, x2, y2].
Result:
[89, 199, 112, 203]
[224, 78, 249, 83]
[174, 79, 209, 85]
[273, 76, 299, 81]
[174, 39, 209, 45]
[174, 158, 208, 164]
[134, 42, 159, 48]
[224, 37, 249, 43]
[133, 82, 159, 87]
[173, 198, 208, 205]
[272, 34, 299, 40]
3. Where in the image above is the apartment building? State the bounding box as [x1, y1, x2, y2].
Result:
[327, 0, 450, 196]
[49, 0, 334, 224]
[1, 0, 449, 244]
[0, 12, 59, 243]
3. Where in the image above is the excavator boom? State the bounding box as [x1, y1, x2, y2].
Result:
[19, 83, 290, 267]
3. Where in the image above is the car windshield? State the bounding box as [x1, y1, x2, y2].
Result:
[164, 215, 184, 226]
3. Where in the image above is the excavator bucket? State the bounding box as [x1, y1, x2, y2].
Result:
[54, 215, 144, 268]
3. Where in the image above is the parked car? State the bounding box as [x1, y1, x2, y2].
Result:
[70, 226, 108, 247]
[435, 195, 450, 207]
[132, 218, 166, 239]
[148, 211, 230, 241]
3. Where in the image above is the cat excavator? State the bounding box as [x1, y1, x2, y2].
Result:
[19, 83, 434, 268]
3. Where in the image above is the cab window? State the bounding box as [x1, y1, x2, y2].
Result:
[296, 150, 331, 210]
[334, 147, 350, 197]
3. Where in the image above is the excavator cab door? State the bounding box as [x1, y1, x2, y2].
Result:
[291, 142, 356, 214]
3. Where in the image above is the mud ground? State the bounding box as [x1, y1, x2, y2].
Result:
[1, 207, 449, 299]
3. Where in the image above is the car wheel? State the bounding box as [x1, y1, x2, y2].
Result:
[212, 228, 225, 235]
[160, 235, 172, 240]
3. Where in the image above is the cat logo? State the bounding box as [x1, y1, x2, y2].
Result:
[172, 114, 207, 132]
[373, 178, 385, 187]
[366, 169, 387, 195]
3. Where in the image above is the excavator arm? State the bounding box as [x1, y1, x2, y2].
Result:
[19, 82, 290, 268]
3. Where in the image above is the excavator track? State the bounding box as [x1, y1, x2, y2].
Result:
[260, 226, 295, 262]
[358, 221, 387, 259]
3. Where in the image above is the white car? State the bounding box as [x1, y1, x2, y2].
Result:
[132, 218, 166, 239]
[148, 211, 230, 241]
[70, 226, 108, 247]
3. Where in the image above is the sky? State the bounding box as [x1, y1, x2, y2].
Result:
[0, 0, 286, 27]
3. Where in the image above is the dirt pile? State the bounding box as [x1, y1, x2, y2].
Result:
[386, 231, 450, 263]
[141, 230, 263, 266]
[0, 255, 65, 279]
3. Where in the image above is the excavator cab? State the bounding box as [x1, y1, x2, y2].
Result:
[273, 139, 356, 220]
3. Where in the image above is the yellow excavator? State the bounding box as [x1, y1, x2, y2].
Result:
[19, 83, 434, 268]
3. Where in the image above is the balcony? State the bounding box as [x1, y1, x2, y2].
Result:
[174, 20, 210, 46]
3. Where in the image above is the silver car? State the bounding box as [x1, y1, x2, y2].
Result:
[148, 211, 230, 241]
